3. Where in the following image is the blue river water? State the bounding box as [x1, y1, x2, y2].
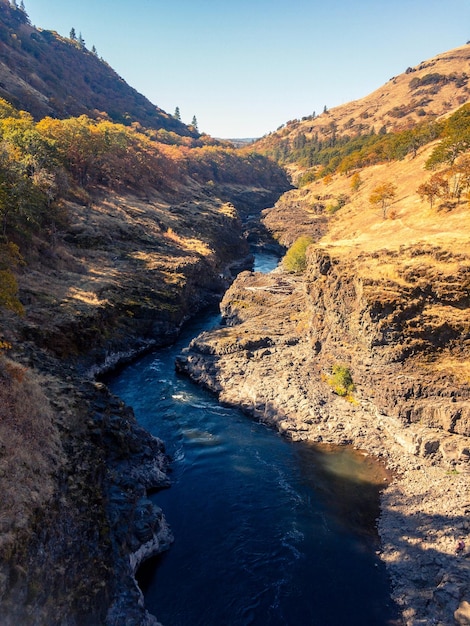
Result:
[108, 252, 400, 626]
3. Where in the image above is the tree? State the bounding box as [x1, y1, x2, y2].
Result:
[417, 174, 446, 209]
[191, 115, 198, 131]
[174, 107, 181, 121]
[70, 27, 76, 40]
[426, 104, 470, 168]
[78, 32, 85, 48]
[283, 236, 314, 273]
[451, 154, 470, 198]
[350, 172, 362, 192]
[369, 181, 397, 218]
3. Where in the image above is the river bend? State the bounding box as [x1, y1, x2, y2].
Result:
[109, 252, 400, 626]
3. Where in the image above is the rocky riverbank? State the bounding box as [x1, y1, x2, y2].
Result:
[0, 178, 289, 624]
[176, 255, 470, 626]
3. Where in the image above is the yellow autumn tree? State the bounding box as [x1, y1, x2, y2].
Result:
[369, 182, 397, 219]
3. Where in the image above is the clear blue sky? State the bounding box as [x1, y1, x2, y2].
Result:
[24, 0, 470, 138]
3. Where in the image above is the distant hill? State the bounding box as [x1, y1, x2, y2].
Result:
[254, 43, 470, 175]
[223, 137, 258, 147]
[0, 0, 194, 135]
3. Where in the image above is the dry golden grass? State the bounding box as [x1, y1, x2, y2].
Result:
[432, 356, 470, 384]
[163, 228, 214, 256]
[67, 287, 109, 306]
[276, 129, 470, 381]
[0, 358, 64, 551]
[261, 45, 470, 287]
[265, 44, 470, 155]
[295, 142, 470, 271]
[337, 44, 470, 129]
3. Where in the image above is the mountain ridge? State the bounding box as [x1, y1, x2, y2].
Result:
[0, 0, 194, 135]
[254, 43, 470, 178]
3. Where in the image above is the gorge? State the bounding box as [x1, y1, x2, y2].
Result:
[108, 253, 400, 626]
[0, 4, 469, 624]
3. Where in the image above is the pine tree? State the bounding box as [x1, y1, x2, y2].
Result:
[174, 106, 181, 120]
[70, 27, 76, 40]
[78, 32, 85, 48]
[191, 115, 198, 131]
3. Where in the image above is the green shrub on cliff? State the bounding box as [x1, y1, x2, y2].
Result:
[283, 235, 314, 273]
[328, 365, 355, 397]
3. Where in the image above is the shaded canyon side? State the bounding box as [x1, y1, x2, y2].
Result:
[0, 178, 288, 626]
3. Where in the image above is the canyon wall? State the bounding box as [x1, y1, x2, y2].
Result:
[176, 239, 470, 625]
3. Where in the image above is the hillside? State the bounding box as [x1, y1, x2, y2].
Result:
[0, 0, 193, 134]
[254, 43, 470, 179]
[0, 100, 288, 622]
[0, 5, 290, 623]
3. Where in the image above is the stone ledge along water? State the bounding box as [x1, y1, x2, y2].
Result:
[108, 252, 401, 626]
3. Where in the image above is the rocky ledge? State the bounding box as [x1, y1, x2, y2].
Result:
[176, 250, 470, 626]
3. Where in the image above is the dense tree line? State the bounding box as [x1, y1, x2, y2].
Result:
[261, 115, 451, 185]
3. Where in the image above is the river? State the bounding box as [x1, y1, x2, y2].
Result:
[108, 252, 400, 626]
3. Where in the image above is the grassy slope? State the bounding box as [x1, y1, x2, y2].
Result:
[257, 44, 470, 159]
[265, 139, 470, 379]
[0, 0, 192, 134]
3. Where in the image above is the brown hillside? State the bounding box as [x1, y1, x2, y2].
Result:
[264, 139, 470, 377]
[0, 0, 192, 134]
[258, 43, 470, 438]
[255, 43, 470, 168]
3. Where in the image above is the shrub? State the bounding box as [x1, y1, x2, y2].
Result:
[282, 235, 314, 273]
[326, 193, 349, 214]
[328, 365, 355, 397]
[350, 172, 362, 191]
[297, 169, 317, 187]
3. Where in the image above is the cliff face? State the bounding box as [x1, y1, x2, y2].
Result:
[176, 249, 470, 454]
[303, 245, 470, 440]
[15, 188, 251, 365]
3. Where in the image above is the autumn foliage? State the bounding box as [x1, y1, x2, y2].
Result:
[0, 97, 287, 313]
